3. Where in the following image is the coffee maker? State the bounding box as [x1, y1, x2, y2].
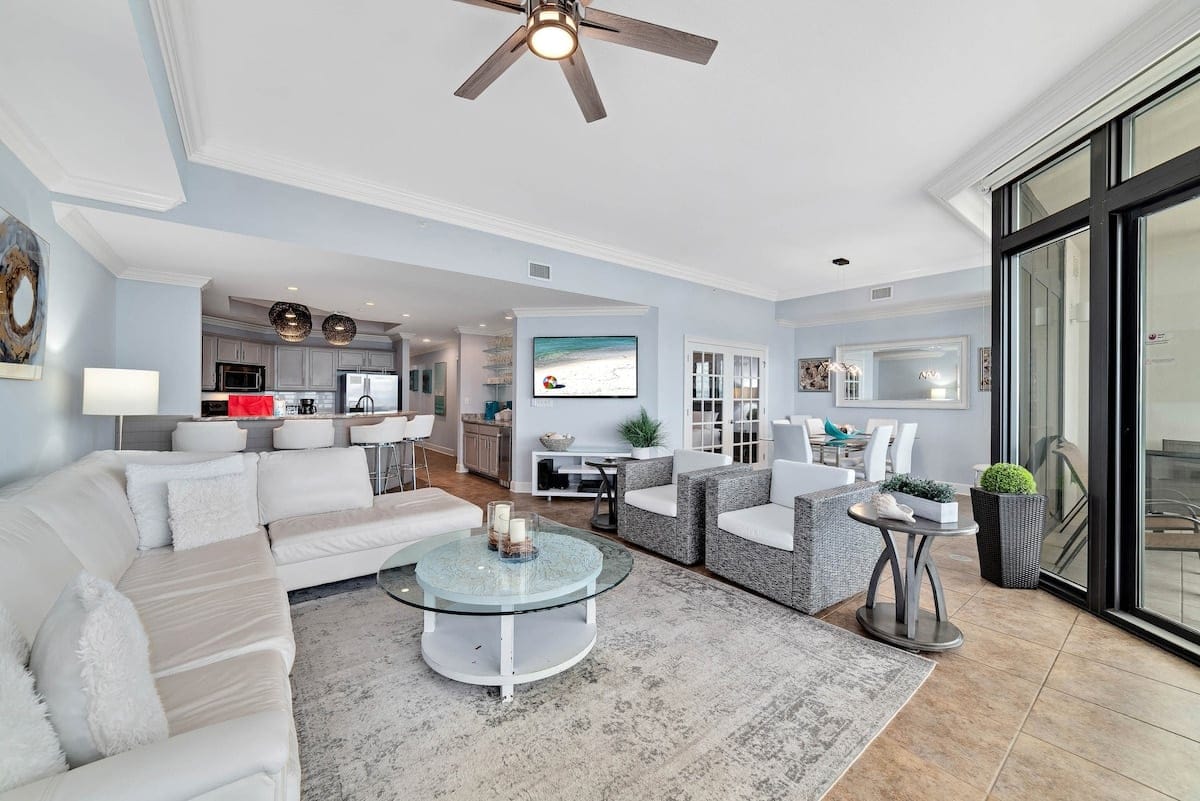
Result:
[298, 399, 317, 415]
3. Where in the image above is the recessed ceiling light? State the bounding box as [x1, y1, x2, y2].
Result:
[479, 323, 487, 328]
[287, 286, 299, 291]
[422, 338, 431, 343]
[402, 313, 411, 318]
[504, 315, 513, 320]
[365, 301, 375, 306]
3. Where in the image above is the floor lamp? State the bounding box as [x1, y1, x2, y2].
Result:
[83, 368, 159, 450]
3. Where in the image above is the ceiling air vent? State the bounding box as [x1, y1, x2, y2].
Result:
[528, 261, 552, 281]
[869, 285, 893, 302]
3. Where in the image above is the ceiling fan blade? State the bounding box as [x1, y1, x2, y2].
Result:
[448, 0, 524, 13]
[559, 46, 606, 123]
[581, 8, 717, 65]
[454, 27, 529, 100]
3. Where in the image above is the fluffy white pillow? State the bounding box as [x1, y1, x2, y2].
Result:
[0, 605, 67, 792]
[125, 455, 245, 549]
[167, 473, 260, 551]
[30, 573, 168, 767]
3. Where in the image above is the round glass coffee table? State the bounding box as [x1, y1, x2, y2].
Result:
[378, 519, 633, 702]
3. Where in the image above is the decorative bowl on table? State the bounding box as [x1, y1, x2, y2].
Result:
[539, 433, 575, 451]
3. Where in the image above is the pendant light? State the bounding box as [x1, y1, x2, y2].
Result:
[269, 302, 312, 343]
[322, 313, 357, 347]
[827, 258, 860, 377]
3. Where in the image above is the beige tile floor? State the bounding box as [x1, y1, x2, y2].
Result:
[412, 452, 1200, 800]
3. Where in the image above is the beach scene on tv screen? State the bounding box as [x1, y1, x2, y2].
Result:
[533, 336, 637, 397]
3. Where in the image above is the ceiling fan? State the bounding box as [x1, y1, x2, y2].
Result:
[451, 0, 718, 123]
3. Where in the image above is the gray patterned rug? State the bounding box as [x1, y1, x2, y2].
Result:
[289, 556, 933, 801]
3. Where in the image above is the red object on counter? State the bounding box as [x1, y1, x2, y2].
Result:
[228, 395, 274, 417]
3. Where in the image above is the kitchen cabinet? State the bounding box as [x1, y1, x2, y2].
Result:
[308, 349, 337, 389]
[463, 422, 508, 483]
[239, 341, 264, 366]
[216, 338, 242, 363]
[215, 337, 268, 366]
[262, 344, 276, 390]
[337, 349, 368, 370]
[275, 347, 308, 389]
[201, 335, 216, 390]
[368, 350, 395, 371]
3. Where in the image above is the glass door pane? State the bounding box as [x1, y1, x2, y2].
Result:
[690, 350, 725, 454]
[1014, 229, 1091, 587]
[1139, 194, 1200, 632]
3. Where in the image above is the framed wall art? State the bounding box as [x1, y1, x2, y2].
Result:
[0, 210, 48, 380]
[797, 357, 830, 392]
[979, 346, 992, 392]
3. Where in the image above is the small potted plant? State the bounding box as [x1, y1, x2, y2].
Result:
[879, 474, 958, 523]
[971, 463, 1047, 589]
[618, 407, 666, 459]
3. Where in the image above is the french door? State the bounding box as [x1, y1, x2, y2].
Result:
[685, 339, 767, 465]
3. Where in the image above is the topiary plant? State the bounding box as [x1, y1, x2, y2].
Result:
[980, 463, 1037, 494]
[618, 407, 666, 449]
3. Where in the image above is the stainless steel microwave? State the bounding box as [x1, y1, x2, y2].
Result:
[216, 362, 265, 392]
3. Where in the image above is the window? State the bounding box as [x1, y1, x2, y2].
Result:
[1013, 144, 1091, 230]
[1123, 74, 1200, 178]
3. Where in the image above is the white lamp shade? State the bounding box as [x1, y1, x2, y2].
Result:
[83, 368, 159, 416]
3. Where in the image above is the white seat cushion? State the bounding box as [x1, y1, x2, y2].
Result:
[671, 449, 733, 483]
[769, 460, 854, 507]
[134, 579, 295, 678]
[717, 504, 795, 552]
[267, 488, 482, 566]
[118, 534, 275, 605]
[624, 484, 679, 518]
[156, 650, 291, 737]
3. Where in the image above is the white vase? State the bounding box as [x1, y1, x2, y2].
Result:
[893, 492, 959, 523]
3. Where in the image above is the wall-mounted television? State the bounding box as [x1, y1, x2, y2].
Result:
[532, 336, 638, 398]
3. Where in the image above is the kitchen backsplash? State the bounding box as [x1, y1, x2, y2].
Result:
[272, 391, 336, 413]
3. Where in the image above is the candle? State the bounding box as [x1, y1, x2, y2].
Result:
[495, 505, 510, 535]
[508, 518, 526, 544]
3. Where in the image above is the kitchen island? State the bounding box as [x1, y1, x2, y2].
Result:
[121, 411, 416, 452]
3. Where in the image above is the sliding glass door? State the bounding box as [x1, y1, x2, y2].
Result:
[1138, 193, 1200, 633]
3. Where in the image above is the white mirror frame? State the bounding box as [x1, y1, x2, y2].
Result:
[834, 335, 970, 410]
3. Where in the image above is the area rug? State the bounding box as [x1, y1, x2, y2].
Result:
[289, 556, 933, 801]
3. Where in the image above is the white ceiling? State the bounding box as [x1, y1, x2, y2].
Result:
[0, 0, 183, 210]
[153, 0, 1162, 298]
[53, 204, 636, 351]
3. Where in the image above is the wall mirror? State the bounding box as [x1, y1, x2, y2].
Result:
[834, 336, 969, 409]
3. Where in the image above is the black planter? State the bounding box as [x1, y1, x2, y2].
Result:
[970, 488, 1047, 589]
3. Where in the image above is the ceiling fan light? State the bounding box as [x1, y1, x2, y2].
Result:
[527, 6, 578, 60]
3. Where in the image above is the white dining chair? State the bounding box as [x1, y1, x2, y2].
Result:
[866, 418, 899, 435]
[804, 417, 825, 438]
[773, 423, 813, 464]
[845, 425, 892, 482]
[888, 423, 918, 476]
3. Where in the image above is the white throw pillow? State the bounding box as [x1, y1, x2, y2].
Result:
[0, 604, 67, 792]
[125, 455, 245, 549]
[30, 573, 168, 767]
[167, 473, 260, 551]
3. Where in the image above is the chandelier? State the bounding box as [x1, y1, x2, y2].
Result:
[268, 302, 312, 343]
[322, 313, 357, 347]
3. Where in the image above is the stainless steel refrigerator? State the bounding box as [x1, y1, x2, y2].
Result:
[338, 373, 400, 413]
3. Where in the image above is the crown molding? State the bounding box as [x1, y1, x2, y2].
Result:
[511, 305, 650, 318]
[148, 4, 778, 302]
[120, 269, 212, 289]
[927, 0, 1200, 234]
[0, 96, 184, 213]
[201, 314, 393, 345]
[776, 292, 990, 329]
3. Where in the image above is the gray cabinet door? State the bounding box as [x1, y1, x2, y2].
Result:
[337, 349, 368, 370]
[463, 432, 479, 471]
[201, 335, 217, 390]
[367, 350, 396, 371]
[275, 347, 307, 389]
[308, 349, 337, 389]
[240, 341, 264, 366]
[216, 338, 242, 363]
[262, 344, 276, 389]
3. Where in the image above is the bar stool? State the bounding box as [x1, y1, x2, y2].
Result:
[272, 419, 335, 450]
[399, 414, 435, 490]
[350, 416, 407, 495]
[172, 421, 247, 452]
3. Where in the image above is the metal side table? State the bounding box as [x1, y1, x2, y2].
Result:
[585, 457, 633, 531]
[847, 502, 978, 652]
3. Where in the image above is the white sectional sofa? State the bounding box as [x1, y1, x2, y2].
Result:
[0, 446, 482, 801]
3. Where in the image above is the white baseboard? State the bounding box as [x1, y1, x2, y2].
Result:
[423, 443, 455, 457]
[510, 481, 532, 494]
[949, 482, 973, 495]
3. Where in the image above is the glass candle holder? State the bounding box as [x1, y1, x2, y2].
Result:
[487, 501, 514, 551]
[499, 514, 538, 562]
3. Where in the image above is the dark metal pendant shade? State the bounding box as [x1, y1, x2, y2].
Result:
[269, 302, 312, 343]
[322, 313, 357, 346]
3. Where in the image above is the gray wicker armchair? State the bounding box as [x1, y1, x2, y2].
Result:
[616, 451, 750, 564]
[705, 463, 881, 614]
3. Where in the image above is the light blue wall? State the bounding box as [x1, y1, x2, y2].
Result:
[116, 279, 200, 415]
[785, 304, 991, 486]
[410, 343, 459, 453]
[0, 142, 118, 485]
[513, 312, 660, 488]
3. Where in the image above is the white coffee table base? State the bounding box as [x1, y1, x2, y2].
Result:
[421, 597, 597, 702]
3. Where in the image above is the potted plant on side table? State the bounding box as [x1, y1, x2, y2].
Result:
[971, 463, 1047, 589]
[618, 407, 666, 459]
[879, 474, 959, 523]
